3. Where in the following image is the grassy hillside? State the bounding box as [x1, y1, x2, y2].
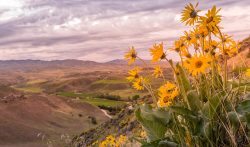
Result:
[58, 92, 126, 108]
[0, 93, 109, 146]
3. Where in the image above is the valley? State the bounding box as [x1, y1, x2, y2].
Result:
[0, 59, 171, 147]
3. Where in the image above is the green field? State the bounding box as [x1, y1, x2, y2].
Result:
[82, 97, 125, 107]
[91, 79, 128, 85]
[109, 89, 147, 99]
[26, 79, 47, 85]
[58, 92, 126, 108]
[13, 86, 43, 93]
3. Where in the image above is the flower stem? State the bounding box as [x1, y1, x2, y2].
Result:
[216, 25, 227, 91]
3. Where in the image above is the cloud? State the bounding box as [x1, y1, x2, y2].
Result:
[0, 0, 249, 61]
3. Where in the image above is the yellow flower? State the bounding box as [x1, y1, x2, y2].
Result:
[99, 135, 116, 147]
[157, 82, 179, 107]
[150, 42, 166, 62]
[158, 100, 172, 108]
[210, 40, 219, 50]
[181, 3, 200, 26]
[153, 66, 163, 78]
[202, 40, 218, 54]
[203, 40, 210, 53]
[127, 67, 141, 81]
[220, 40, 239, 57]
[190, 28, 202, 50]
[180, 48, 191, 58]
[184, 54, 211, 76]
[117, 135, 127, 145]
[140, 130, 147, 138]
[183, 58, 191, 69]
[198, 25, 209, 38]
[133, 77, 144, 91]
[221, 34, 233, 44]
[170, 39, 186, 53]
[124, 46, 137, 65]
[218, 34, 236, 56]
[99, 135, 127, 147]
[174, 67, 180, 75]
[190, 27, 201, 42]
[181, 31, 193, 47]
[199, 6, 221, 33]
[246, 69, 250, 77]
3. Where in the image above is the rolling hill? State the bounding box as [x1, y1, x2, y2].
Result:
[0, 92, 109, 147]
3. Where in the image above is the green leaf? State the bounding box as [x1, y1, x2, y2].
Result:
[214, 68, 223, 90]
[236, 99, 250, 113]
[135, 104, 168, 142]
[187, 90, 202, 111]
[245, 113, 250, 130]
[236, 93, 250, 133]
[175, 63, 191, 92]
[153, 108, 171, 125]
[141, 141, 159, 147]
[228, 111, 240, 133]
[202, 95, 221, 119]
[202, 122, 212, 138]
[170, 106, 198, 121]
[141, 139, 179, 147]
[159, 140, 178, 147]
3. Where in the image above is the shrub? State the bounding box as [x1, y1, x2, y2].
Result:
[124, 3, 250, 147]
[132, 95, 140, 100]
[88, 116, 97, 125]
[97, 93, 121, 101]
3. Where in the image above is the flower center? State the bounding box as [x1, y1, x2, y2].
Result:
[163, 96, 169, 103]
[195, 60, 203, 68]
[185, 53, 192, 58]
[206, 17, 214, 23]
[190, 10, 197, 18]
[131, 53, 136, 58]
[161, 53, 166, 59]
[195, 34, 200, 39]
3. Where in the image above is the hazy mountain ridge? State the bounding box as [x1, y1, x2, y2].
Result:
[0, 59, 170, 71]
[0, 59, 102, 70]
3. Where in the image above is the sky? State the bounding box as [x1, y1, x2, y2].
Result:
[0, 0, 250, 62]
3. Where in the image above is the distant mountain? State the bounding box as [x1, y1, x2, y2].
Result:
[106, 59, 171, 68]
[0, 59, 102, 71]
[105, 59, 128, 65]
[0, 58, 172, 72]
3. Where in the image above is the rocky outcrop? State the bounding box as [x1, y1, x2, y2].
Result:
[0, 94, 27, 103]
[71, 106, 140, 147]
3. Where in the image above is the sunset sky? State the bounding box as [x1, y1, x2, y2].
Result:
[0, 0, 249, 62]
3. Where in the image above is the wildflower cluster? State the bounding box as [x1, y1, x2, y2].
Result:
[157, 82, 179, 107]
[99, 135, 127, 147]
[124, 3, 250, 147]
[126, 67, 147, 91]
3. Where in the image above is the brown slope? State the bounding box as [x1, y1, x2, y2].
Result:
[0, 93, 109, 147]
[228, 36, 250, 67]
[228, 48, 249, 68]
